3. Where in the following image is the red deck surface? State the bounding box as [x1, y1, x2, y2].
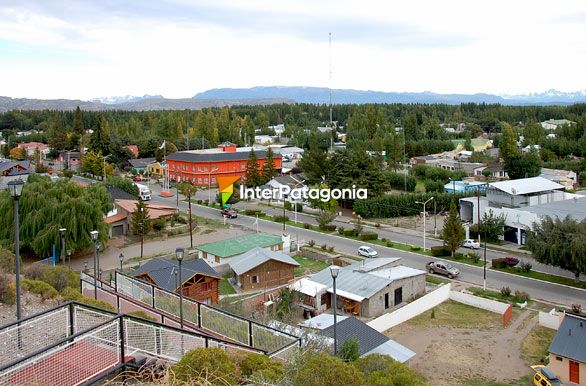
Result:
[8, 341, 123, 386]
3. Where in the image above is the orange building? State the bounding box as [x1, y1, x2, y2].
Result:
[166, 142, 282, 186]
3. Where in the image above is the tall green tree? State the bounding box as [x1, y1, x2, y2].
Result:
[499, 122, 520, 162]
[298, 137, 330, 184]
[527, 216, 586, 281]
[245, 149, 262, 186]
[131, 200, 152, 236]
[261, 147, 277, 184]
[442, 200, 465, 255]
[0, 175, 111, 257]
[505, 149, 541, 180]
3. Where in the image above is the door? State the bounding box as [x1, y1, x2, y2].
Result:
[570, 360, 580, 384]
[384, 293, 389, 309]
[394, 287, 403, 306]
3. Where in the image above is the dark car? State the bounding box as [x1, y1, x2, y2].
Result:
[221, 208, 238, 218]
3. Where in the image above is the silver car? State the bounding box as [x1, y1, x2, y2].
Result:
[426, 261, 460, 279]
[358, 246, 378, 258]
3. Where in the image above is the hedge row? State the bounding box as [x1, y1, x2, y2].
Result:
[386, 172, 417, 192]
[353, 192, 470, 219]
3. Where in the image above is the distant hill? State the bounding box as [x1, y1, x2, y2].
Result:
[0, 96, 292, 112]
[194, 86, 586, 105]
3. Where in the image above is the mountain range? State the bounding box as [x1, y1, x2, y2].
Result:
[1, 87, 585, 112]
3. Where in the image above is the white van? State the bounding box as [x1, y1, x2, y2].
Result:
[134, 183, 151, 201]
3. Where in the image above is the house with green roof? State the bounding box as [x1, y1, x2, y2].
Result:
[195, 232, 284, 264]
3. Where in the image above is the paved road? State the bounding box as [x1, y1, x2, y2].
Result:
[147, 185, 585, 307]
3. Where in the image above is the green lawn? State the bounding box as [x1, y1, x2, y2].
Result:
[425, 275, 449, 285]
[491, 266, 586, 290]
[405, 300, 503, 329]
[219, 278, 236, 295]
[293, 255, 329, 277]
[467, 287, 515, 303]
[521, 325, 556, 364]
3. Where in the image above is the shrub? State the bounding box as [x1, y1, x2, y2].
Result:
[571, 304, 582, 314]
[410, 246, 421, 251]
[153, 218, 166, 231]
[284, 201, 292, 210]
[303, 222, 312, 229]
[503, 257, 520, 267]
[453, 252, 464, 259]
[172, 347, 238, 385]
[374, 222, 381, 228]
[43, 266, 78, 291]
[78, 298, 116, 312]
[22, 279, 59, 300]
[500, 286, 512, 297]
[24, 263, 48, 280]
[238, 353, 283, 382]
[328, 246, 335, 253]
[0, 273, 15, 305]
[319, 224, 337, 232]
[386, 241, 394, 247]
[467, 252, 480, 263]
[342, 228, 358, 237]
[308, 240, 315, 247]
[295, 203, 303, 213]
[514, 290, 530, 303]
[424, 179, 445, 193]
[354, 353, 427, 386]
[61, 287, 83, 301]
[338, 226, 345, 235]
[491, 258, 507, 269]
[358, 232, 378, 241]
[0, 249, 19, 274]
[273, 215, 289, 223]
[293, 352, 363, 386]
[320, 244, 328, 251]
[519, 261, 532, 273]
[338, 338, 360, 362]
[430, 246, 450, 257]
[381, 237, 387, 242]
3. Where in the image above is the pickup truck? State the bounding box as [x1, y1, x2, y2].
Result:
[463, 239, 480, 249]
[426, 261, 460, 279]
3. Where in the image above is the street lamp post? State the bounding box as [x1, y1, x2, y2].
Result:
[415, 197, 434, 251]
[119, 253, 124, 272]
[175, 248, 185, 328]
[59, 228, 66, 264]
[282, 193, 288, 232]
[330, 265, 340, 355]
[66, 249, 72, 268]
[90, 230, 99, 299]
[7, 179, 24, 328]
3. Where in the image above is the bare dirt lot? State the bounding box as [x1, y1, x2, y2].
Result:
[385, 301, 538, 386]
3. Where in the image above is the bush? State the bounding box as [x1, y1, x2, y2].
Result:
[61, 287, 83, 301]
[273, 215, 289, 223]
[303, 222, 312, 229]
[127, 311, 156, 321]
[238, 353, 283, 382]
[431, 246, 450, 257]
[571, 304, 582, 314]
[491, 258, 507, 269]
[0, 249, 19, 274]
[467, 252, 480, 263]
[519, 261, 532, 273]
[500, 286, 512, 297]
[338, 338, 360, 362]
[24, 263, 48, 280]
[328, 246, 335, 253]
[354, 353, 427, 386]
[424, 179, 445, 193]
[410, 246, 421, 251]
[514, 290, 530, 303]
[374, 222, 381, 228]
[320, 244, 328, 251]
[77, 298, 116, 312]
[338, 227, 345, 235]
[22, 279, 59, 300]
[172, 347, 238, 385]
[295, 203, 303, 213]
[358, 232, 378, 241]
[43, 266, 78, 291]
[342, 228, 358, 237]
[284, 201, 292, 210]
[0, 273, 15, 305]
[319, 224, 337, 232]
[386, 171, 417, 192]
[381, 237, 387, 242]
[386, 241, 394, 247]
[453, 252, 464, 259]
[503, 257, 520, 267]
[308, 240, 315, 247]
[293, 352, 363, 386]
[153, 218, 166, 231]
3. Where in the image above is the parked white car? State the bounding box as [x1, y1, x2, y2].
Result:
[358, 246, 378, 258]
[463, 239, 480, 249]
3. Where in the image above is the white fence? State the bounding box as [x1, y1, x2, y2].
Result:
[539, 309, 562, 330]
[368, 284, 451, 332]
[449, 291, 510, 314]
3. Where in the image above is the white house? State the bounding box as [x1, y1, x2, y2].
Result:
[254, 135, 274, 144]
[540, 119, 575, 131]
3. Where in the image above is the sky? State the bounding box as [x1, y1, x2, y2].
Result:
[1, 0, 585, 100]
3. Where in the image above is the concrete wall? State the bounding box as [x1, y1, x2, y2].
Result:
[368, 283, 451, 332]
[539, 309, 563, 330]
[364, 274, 426, 318]
[449, 291, 510, 314]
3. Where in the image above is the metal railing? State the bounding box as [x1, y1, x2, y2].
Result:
[81, 271, 300, 357]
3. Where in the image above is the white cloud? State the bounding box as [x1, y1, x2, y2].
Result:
[0, 0, 585, 99]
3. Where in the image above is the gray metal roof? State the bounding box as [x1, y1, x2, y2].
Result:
[107, 186, 136, 201]
[364, 339, 416, 363]
[549, 314, 586, 363]
[310, 266, 392, 300]
[321, 317, 389, 356]
[228, 247, 299, 275]
[167, 149, 281, 163]
[131, 258, 220, 292]
[489, 177, 563, 195]
[129, 157, 156, 168]
[523, 197, 586, 222]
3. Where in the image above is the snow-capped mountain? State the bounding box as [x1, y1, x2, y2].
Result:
[91, 94, 163, 104]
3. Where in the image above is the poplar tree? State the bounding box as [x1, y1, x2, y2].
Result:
[442, 200, 465, 255]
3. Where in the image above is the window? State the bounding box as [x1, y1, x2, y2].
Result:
[211, 177, 216, 183]
[204, 166, 208, 171]
[197, 178, 202, 184]
[192, 166, 195, 171]
[250, 275, 259, 284]
[201, 282, 212, 291]
[198, 166, 202, 171]
[320, 293, 328, 306]
[241, 163, 246, 169]
[204, 178, 208, 183]
[556, 356, 563, 361]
